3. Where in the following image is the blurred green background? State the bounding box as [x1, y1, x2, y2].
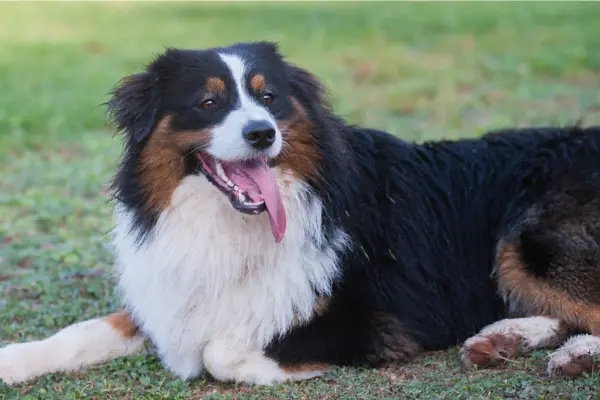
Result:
[1, 2, 599, 399]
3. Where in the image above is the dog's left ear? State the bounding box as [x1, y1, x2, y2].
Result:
[286, 63, 331, 113]
[107, 72, 159, 143]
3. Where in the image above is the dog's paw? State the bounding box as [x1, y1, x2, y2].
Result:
[548, 354, 597, 378]
[547, 335, 600, 378]
[460, 333, 520, 369]
[203, 339, 326, 386]
[0, 344, 32, 385]
[285, 367, 328, 382]
[231, 366, 325, 386]
[0, 367, 23, 386]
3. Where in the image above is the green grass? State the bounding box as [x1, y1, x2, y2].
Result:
[1, 2, 600, 399]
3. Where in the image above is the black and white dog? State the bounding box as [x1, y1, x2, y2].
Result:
[2, 42, 600, 385]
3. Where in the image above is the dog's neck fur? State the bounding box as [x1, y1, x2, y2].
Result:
[111, 170, 348, 377]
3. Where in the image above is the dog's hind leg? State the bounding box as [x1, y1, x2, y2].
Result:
[0, 311, 147, 385]
[460, 316, 568, 368]
[547, 334, 600, 377]
[464, 189, 600, 376]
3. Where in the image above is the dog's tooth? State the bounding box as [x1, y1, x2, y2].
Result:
[226, 179, 234, 188]
[215, 161, 228, 181]
[237, 192, 245, 202]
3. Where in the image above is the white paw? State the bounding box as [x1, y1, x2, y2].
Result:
[0, 343, 35, 385]
[202, 339, 325, 386]
[206, 347, 288, 385]
[286, 368, 327, 382]
[460, 316, 567, 369]
[460, 333, 520, 369]
[547, 335, 600, 378]
[230, 363, 326, 386]
[161, 350, 204, 381]
[235, 364, 287, 386]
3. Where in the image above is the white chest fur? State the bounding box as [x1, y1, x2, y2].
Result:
[112, 173, 347, 379]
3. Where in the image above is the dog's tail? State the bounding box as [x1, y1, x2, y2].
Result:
[0, 311, 148, 385]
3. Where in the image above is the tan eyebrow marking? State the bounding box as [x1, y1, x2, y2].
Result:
[206, 77, 225, 93]
[250, 74, 266, 92]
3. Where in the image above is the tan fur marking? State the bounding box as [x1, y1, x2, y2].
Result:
[275, 97, 322, 183]
[289, 295, 331, 330]
[206, 77, 225, 93]
[497, 242, 600, 335]
[105, 311, 139, 338]
[282, 362, 329, 374]
[139, 115, 211, 213]
[367, 312, 422, 365]
[250, 74, 266, 92]
[312, 295, 331, 317]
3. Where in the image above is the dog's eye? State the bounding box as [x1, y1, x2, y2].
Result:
[198, 99, 217, 110]
[262, 93, 274, 105]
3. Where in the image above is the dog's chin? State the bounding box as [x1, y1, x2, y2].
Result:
[193, 152, 267, 216]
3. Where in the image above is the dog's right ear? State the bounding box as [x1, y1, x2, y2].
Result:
[107, 72, 159, 143]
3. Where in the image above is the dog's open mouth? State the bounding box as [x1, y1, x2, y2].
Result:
[195, 152, 287, 243]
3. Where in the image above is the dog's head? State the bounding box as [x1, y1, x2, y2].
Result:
[108, 42, 332, 243]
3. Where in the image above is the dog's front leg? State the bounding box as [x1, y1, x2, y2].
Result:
[157, 343, 205, 381]
[202, 338, 325, 385]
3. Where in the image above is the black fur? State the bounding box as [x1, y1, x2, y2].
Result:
[266, 122, 600, 365]
[267, 123, 600, 366]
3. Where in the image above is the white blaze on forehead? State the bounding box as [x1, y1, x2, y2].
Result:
[208, 53, 282, 161]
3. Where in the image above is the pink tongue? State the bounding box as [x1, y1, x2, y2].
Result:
[226, 161, 287, 243]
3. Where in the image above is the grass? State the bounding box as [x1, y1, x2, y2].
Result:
[1, 2, 600, 399]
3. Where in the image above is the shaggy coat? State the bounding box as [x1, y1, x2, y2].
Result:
[1, 42, 600, 385]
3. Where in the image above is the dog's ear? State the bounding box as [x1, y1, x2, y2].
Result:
[107, 72, 159, 143]
[287, 63, 331, 113]
[254, 41, 280, 56]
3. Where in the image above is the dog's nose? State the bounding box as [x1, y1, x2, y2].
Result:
[242, 120, 276, 150]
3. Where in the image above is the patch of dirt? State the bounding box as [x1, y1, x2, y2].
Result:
[2, 235, 17, 245]
[0, 273, 18, 282]
[17, 256, 32, 268]
[5, 285, 40, 301]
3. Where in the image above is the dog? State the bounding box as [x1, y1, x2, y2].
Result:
[1, 41, 600, 386]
